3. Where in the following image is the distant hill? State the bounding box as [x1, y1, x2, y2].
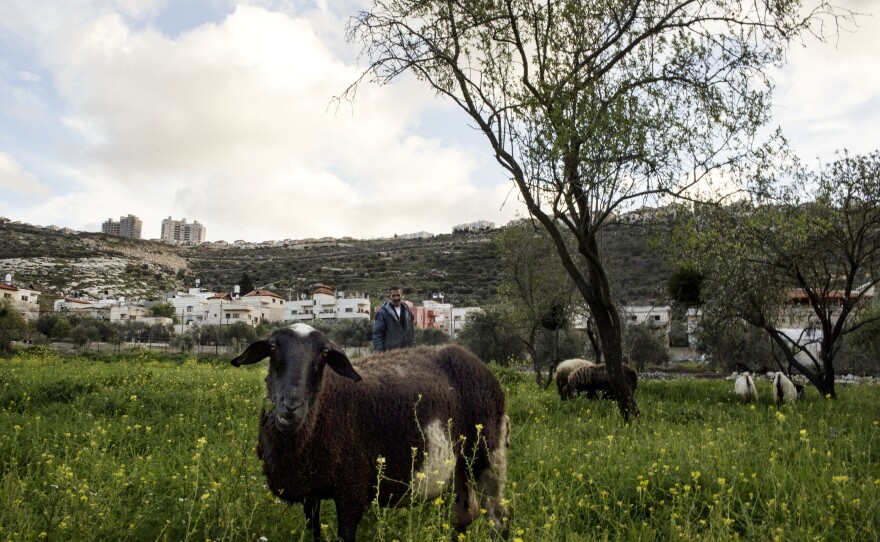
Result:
[0, 219, 671, 310]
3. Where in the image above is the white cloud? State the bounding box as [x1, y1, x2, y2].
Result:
[0, 2, 528, 240]
[16, 0, 875, 241]
[772, 0, 880, 160]
[0, 152, 52, 198]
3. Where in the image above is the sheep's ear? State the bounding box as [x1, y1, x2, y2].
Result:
[322, 344, 362, 382]
[231, 338, 271, 367]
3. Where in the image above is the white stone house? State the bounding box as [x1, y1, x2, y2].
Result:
[241, 289, 287, 323]
[165, 287, 221, 328]
[109, 304, 172, 326]
[53, 297, 114, 320]
[0, 278, 40, 321]
[621, 305, 672, 329]
[284, 284, 371, 323]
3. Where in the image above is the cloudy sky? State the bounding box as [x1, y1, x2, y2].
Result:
[1, 0, 878, 242]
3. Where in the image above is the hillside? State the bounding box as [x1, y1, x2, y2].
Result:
[0, 219, 671, 309]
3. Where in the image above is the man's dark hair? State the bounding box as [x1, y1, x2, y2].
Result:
[389, 286, 401, 292]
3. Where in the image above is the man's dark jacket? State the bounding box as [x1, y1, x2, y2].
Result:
[372, 301, 415, 352]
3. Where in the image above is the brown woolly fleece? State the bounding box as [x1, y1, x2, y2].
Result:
[232, 326, 509, 542]
[555, 358, 595, 400]
[564, 363, 638, 400]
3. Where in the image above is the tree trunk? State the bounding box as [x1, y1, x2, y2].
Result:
[586, 319, 603, 363]
[525, 331, 542, 386]
[820, 354, 837, 399]
[766, 328, 835, 398]
[592, 301, 639, 421]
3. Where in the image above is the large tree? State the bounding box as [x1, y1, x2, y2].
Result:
[345, 0, 846, 419]
[670, 151, 880, 398]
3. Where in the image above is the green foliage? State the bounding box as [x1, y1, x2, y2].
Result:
[667, 151, 880, 395]
[837, 305, 880, 375]
[622, 324, 670, 370]
[69, 323, 99, 347]
[237, 272, 256, 295]
[534, 327, 588, 366]
[0, 299, 29, 354]
[170, 332, 195, 352]
[329, 318, 373, 347]
[415, 327, 449, 346]
[667, 267, 704, 308]
[1, 354, 878, 541]
[496, 224, 580, 379]
[149, 301, 175, 318]
[51, 318, 72, 340]
[694, 315, 778, 373]
[456, 307, 524, 365]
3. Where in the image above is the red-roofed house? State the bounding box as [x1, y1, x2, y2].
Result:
[0, 280, 40, 321]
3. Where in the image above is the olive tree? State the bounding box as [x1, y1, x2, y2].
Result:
[345, 0, 847, 419]
[456, 306, 524, 365]
[496, 222, 579, 385]
[670, 152, 880, 398]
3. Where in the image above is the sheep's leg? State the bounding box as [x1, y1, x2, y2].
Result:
[334, 500, 363, 542]
[453, 458, 479, 533]
[303, 499, 321, 542]
[475, 435, 511, 538]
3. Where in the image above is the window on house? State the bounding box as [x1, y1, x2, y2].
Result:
[21, 296, 28, 301]
[654, 315, 661, 321]
[345, 308, 353, 313]
[233, 314, 240, 319]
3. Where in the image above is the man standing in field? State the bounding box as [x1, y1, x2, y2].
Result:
[372, 286, 415, 352]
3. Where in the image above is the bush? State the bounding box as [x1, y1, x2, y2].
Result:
[623, 323, 670, 370]
[694, 315, 776, 372]
[456, 307, 523, 365]
[415, 327, 449, 346]
[0, 299, 29, 354]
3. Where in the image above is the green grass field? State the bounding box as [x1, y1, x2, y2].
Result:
[1, 351, 878, 541]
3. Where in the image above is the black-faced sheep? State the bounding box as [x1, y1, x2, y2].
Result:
[230, 324, 510, 542]
[734, 372, 758, 403]
[773, 372, 805, 407]
[555, 358, 595, 400]
[562, 363, 638, 400]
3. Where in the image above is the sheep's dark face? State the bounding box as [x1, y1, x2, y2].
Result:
[231, 324, 362, 432]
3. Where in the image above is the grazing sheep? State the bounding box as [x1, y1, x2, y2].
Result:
[555, 358, 595, 400]
[563, 363, 638, 400]
[773, 372, 805, 407]
[734, 372, 758, 403]
[231, 324, 510, 542]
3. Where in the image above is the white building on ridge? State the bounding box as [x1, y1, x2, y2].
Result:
[284, 284, 371, 323]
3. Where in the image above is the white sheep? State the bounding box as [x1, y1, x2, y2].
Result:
[772, 372, 805, 407]
[734, 372, 758, 403]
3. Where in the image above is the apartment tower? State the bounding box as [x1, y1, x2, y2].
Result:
[161, 216, 206, 245]
[101, 214, 142, 239]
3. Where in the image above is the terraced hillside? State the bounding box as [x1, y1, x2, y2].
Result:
[0, 221, 185, 309]
[0, 219, 671, 309]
